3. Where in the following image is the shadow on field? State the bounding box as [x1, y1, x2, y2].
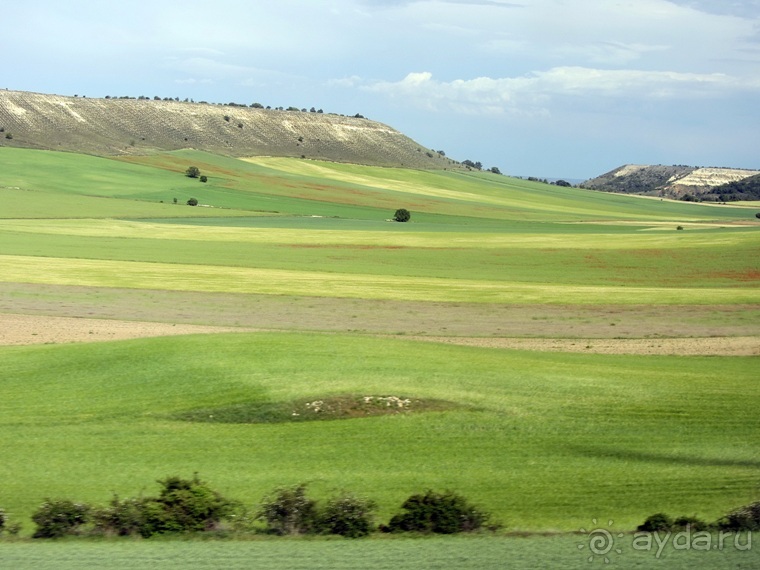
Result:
[568, 446, 760, 468]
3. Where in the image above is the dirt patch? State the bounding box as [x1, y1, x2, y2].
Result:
[0, 313, 254, 346]
[0, 282, 758, 355]
[407, 336, 760, 356]
[174, 395, 462, 425]
[2, 283, 759, 340]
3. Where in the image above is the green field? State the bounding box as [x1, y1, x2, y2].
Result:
[0, 534, 757, 570]
[0, 147, 758, 567]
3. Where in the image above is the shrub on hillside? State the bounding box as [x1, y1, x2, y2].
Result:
[637, 513, 674, 532]
[185, 166, 201, 178]
[718, 501, 760, 531]
[32, 499, 92, 538]
[672, 515, 708, 531]
[187, 197, 198, 206]
[199, 175, 208, 183]
[93, 495, 148, 536]
[138, 475, 236, 536]
[91, 475, 236, 538]
[318, 492, 377, 538]
[382, 490, 491, 534]
[0, 508, 21, 536]
[257, 484, 318, 536]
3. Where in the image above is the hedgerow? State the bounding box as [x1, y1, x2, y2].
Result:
[24, 476, 494, 539]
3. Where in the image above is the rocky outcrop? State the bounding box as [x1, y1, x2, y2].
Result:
[582, 163, 760, 201]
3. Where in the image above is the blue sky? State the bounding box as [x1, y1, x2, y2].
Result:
[3, 0, 759, 179]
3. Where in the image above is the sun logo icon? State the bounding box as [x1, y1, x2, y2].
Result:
[578, 519, 624, 563]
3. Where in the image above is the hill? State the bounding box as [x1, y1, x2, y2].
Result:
[582, 163, 760, 201]
[0, 89, 452, 169]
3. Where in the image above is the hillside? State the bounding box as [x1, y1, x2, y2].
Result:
[582, 163, 760, 201]
[0, 89, 452, 169]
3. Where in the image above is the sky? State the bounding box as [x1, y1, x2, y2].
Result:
[3, 0, 760, 179]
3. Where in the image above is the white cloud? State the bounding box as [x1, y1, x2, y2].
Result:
[366, 67, 760, 116]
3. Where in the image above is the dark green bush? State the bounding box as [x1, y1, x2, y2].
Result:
[93, 475, 235, 537]
[318, 492, 377, 538]
[257, 484, 318, 535]
[187, 198, 198, 206]
[92, 495, 149, 537]
[382, 490, 490, 534]
[185, 166, 201, 178]
[673, 515, 708, 531]
[637, 512, 674, 532]
[393, 208, 411, 223]
[718, 501, 760, 531]
[142, 475, 235, 535]
[199, 175, 208, 183]
[32, 499, 92, 538]
[0, 507, 5, 534]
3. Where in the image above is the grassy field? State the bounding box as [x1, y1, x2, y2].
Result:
[0, 332, 758, 531]
[0, 147, 758, 567]
[0, 534, 757, 570]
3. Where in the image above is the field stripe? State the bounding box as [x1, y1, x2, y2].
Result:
[3, 219, 757, 250]
[2, 255, 758, 304]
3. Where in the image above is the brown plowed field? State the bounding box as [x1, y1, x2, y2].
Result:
[2, 312, 757, 356]
[0, 313, 255, 346]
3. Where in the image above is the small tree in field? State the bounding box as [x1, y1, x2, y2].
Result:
[186, 166, 201, 178]
[393, 208, 411, 222]
[199, 175, 208, 183]
[187, 198, 198, 206]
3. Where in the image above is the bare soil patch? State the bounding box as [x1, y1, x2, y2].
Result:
[0, 282, 757, 355]
[174, 395, 463, 425]
[0, 313, 254, 346]
[407, 336, 760, 356]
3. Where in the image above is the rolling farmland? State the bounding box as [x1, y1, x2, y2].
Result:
[0, 146, 758, 567]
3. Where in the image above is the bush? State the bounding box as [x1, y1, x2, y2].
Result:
[0, 507, 5, 533]
[185, 166, 201, 178]
[637, 512, 674, 532]
[199, 175, 208, 183]
[318, 492, 377, 538]
[32, 499, 92, 538]
[673, 515, 708, 531]
[142, 475, 235, 535]
[718, 501, 760, 531]
[92, 475, 236, 537]
[755, 212, 760, 219]
[92, 495, 148, 537]
[257, 484, 318, 535]
[393, 208, 411, 223]
[187, 198, 198, 206]
[382, 490, 490, 534]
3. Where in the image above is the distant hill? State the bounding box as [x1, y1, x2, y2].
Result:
[0, 89, 454, 169]
[582, 164, 760, 202]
